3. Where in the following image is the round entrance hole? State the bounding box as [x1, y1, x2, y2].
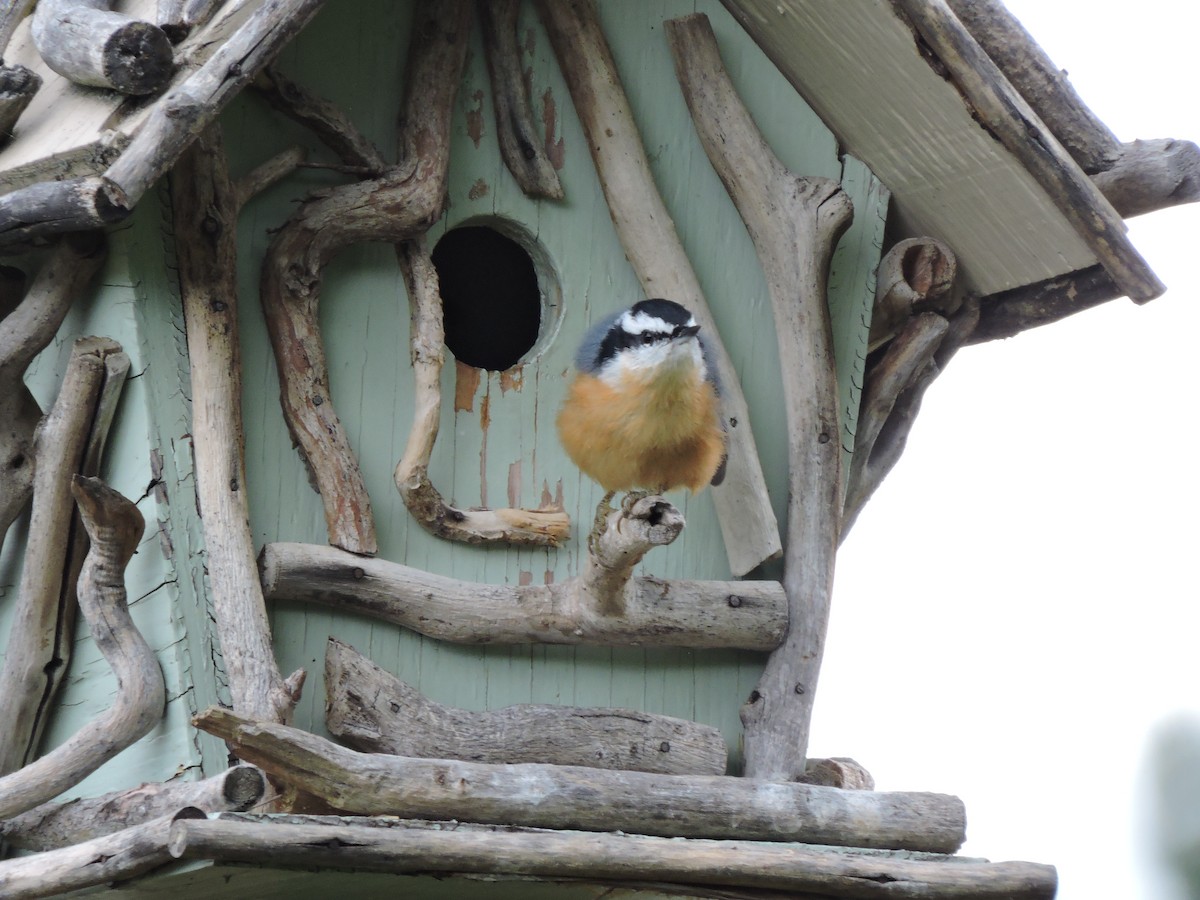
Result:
[431, 223, 553, 371]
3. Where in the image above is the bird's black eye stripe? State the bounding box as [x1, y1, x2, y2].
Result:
[641, 333, 656, 345]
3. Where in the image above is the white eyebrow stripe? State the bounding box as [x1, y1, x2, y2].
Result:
[619, 310, 697, 334]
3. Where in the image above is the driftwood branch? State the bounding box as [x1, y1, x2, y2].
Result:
[251, 65, 387, 174]
[325, 638, 727, 775]
[970, 264, 1118, 343]
[260, 540, 787, 650]
[194, 706, 968, 853]
[477, 0, 563, 200]
[156, 0, 222, 43]
[0, 177, 128, 247]
[31, 0, 173, 95]
[893, 0, 1163, 303]
[168, 814, 1058, 899]
[231, 144, 307, 210]
[535, 0, 781, 577]
[868, 237, 957, 351]
[0, 336, 125, 777]
[393, 236, 570, 546]
[260, 0, 470, 556]
[0, 62, 40, 144]
[0, 765, 267, 851]
[170, 124, 305, 725]
[666, 13, 852, 780]
[0, 477, 164, 820]
[0, 808, 205, 900]
[1090, 138, 1200, 219]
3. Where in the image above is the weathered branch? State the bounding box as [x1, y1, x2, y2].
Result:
[325, 638, 727, 775]
[31, 0, 173, 95]
[251, 65, 387, 174]
[535, 0, 781, 577]
[1, 765, 267, 851]
[1090, 138, 1200, 219]
[231, 144, 307, 211]
[260, 0, 470, 556]
[194, 706, 968, 853]
[0, 477, 164, 819]
[171, 124, 305, 725]
[477, 0, 564, 200]
[156, 0, 222, 43]
[0, 808, 205, 900]
[260, 540, 787, 650]
[0, 62, 40, 144]
[393, 236, 570, 546]
[970, 264, 1118, 344]
[893, 0, 1163, 303]
[868, 237, 957, 351]
[0, 177, 128, 246]
[0, 336, 124, 777]
[666, 13, 852, 780]
[168, 814, 1057, 899]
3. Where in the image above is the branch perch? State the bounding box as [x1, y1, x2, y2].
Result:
[868, 237, 957, 351]
[260, 539, 786, 650]
[0, 477, 164, 820]
[171, 124, 305, 725]
[1, 765, 266, 851]
[535, 0, 781, 577]
[325, 638, 727, 775]
[477, 0, 564, 200]
[260, 0, 471, 555]
[393, 237, 569, 546]
[194, 706, 968, 853]
[666, 13, 853, 780]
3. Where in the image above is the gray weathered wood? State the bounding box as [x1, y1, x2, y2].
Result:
[325, 637, 728, 775]
[0, 176, 128, 245]
[868, 237, 957, 352]
[168, 815, 1057, 899]
[259, 540, 787, 650]
[0, 808, 205, 900]
[666, 12, 851, 780]
[477, 0, 563, 200]
[892, 0, 1163, 303]
[260, 0, 469, 556]
[1, 765, 266, 851]
[0, 477, 164, 819]
[0, 337, 121, 777]
[393, 236, 570, 547]
[0, 62, 40, 144]
[1091, 138, 1200, 219]
[194, 706, 969, 853]
[535, 0, 781, 578]
[971, 264, 1118, 344]
[31, 0, 173, 94]
[171, 123, 304, 727]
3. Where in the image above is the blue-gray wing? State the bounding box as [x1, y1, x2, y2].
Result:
[698, 333, 728, 486]
[573, 309, 623, 372]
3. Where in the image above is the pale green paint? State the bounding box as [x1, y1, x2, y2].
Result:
[0, 0, 887, 866]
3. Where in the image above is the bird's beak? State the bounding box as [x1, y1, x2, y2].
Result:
[676, 324, 701, 339]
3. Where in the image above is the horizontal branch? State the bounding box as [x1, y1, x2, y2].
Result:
[194, 706, 969, 853]
[168, 814, 1057, 899]
[970, 264, 1119, 344]
[325, 638, 727, 775]
[260, 541, 787, 650]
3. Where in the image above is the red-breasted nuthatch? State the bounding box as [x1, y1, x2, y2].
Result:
[557, 299, 726, 504]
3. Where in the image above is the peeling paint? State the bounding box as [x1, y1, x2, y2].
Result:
[467, 178, 489, 200]
[540, 478, 565, 512]
[454, 360, 480, 412]
[541, 87, 565, 170]
[544, 569, 555, 585]
[519, 570, 533, 586]
[499, 365, 523, 393]
[465, 88, 486, 148]
[507, 460, 521, 508]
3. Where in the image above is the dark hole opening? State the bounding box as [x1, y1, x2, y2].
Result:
[431, 225, 541, 371]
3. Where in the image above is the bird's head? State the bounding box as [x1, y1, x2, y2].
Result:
[591, 299, 706, 386]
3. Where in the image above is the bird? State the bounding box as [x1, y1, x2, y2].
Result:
[557, 298, 726, 525]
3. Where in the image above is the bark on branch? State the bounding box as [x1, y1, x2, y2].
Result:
[535, 0, 781, 577]
[666, 13, 852, 780]
[477, 0, 564, 200]
[0, 335, 127, 777]
[167, 814, 1058, 899]
[260, 0, 470, 556]
[0, 765, 267, 851]
[325, 638, 727, 775]
[0, 477, 164, 820]
[393, 237, 570, 546]
[193, 706, 968, 853]
[170, 124, 305, 725]
[260, 539, 786, 650]
[31, 0, 174, 95]
[0, 62, 40, 145]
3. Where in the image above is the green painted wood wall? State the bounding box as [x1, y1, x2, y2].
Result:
[0, 0, 887, 817]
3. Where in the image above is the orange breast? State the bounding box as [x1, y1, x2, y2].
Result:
[556, 369, 725, 493]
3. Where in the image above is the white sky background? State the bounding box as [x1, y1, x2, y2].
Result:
[809, 2, 1200, 897]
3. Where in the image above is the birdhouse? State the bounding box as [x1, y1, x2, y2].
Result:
[0, 1, 1193, 897]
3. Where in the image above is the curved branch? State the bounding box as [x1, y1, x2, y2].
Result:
[259, 539, 787, 650]
[868, 237, 957, 351]
[393, 237, 569, 546]
[477, 0, 564, 200]
[0, 477, 164, 819]
[260, 0, 471, 556]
